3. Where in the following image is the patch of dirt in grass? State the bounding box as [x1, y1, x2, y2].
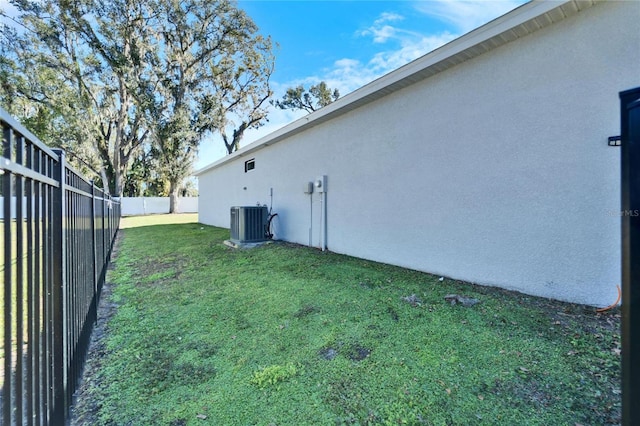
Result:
[387, 306, 399, 321]
[319, 347, 338, 361]
[137, 256, 188, 286]
[233, 313, 252, 330]
[359, 280, 375, 289]
[345, 344, 371, 361]
[293, 304, 320, 318]
[182, 341, 219, 358]
[318, 343, 371, 362]
[401, 294, 422, 306]
[548, 305, 620, 335]
[491, 378, 553, 408]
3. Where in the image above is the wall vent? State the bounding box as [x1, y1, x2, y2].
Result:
[230, 206, 268, 243]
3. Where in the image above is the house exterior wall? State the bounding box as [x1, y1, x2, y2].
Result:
[198, 1, 640, 306]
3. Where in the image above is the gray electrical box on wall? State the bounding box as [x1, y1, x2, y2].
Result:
[304, 182, 314, 194]
[315, 175, 327, 193]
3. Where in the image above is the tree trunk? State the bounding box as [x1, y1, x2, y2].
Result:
[113, 169, 123, 197]
[99, 168, 110, 195]
[169, 180, 180, 213]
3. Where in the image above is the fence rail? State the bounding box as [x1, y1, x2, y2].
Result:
[1, 108, 120, 425]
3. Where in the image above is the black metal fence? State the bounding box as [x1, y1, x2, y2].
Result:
[621, 87, 640, 426]
[1, 108, 120, 425]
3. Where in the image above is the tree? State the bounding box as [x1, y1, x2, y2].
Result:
[217, 45, 274, 154]
[1, 0, 274, 203]
[273, 81, 339, 113]
[1, 0, 153, 195]
[145, 0, 274, 209]
[0, 25, 106, 182]
[123, 150, 153, 197]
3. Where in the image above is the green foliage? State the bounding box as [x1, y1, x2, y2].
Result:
[79, 215, 621, 425]
[1, 0, 274, 196]
[273, 81, 340, 113]
[251, 364, 299, 388]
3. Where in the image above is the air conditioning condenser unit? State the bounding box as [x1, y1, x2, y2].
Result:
[230, 206, 268, 243]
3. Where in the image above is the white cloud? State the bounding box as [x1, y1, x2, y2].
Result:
[321, 31, 456, 95]
[367, 32, 456, 75]
[359, 11, 407, 43]
[330, 10, 457, 94]
[414, 0, 525, 33]
[332, 58, 360, 72]
[370, 25, 398, 43]
[376, 12, 404, 25]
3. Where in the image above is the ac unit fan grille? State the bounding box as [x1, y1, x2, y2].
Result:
[230, 206, 268, 243]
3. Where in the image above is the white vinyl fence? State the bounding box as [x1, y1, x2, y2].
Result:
[2, 197, 198, 218]
[0, 197, 28, 219]
[120, 197, 198, 216]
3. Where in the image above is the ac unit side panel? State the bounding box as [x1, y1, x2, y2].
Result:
[230, 207, 241, 241]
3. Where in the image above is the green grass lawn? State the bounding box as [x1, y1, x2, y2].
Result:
[73, 215, 621, 425]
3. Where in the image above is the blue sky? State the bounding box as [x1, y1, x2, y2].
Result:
[197, 0, 527, 168]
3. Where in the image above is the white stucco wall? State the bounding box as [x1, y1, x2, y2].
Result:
[121, 197, 198, 216]
[197, 1, 640, 306]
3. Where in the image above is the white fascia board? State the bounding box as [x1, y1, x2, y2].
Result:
[195, 0, 593, 176]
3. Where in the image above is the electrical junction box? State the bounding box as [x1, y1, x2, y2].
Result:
[230, 206, 268, 243]
[315, 175, 327, 193]
[304, 182, 314, 194]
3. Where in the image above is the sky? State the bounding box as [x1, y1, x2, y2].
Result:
[197, 0, 527, 169]
[0, 0, 528, 169]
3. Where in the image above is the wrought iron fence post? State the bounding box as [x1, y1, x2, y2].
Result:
[15, 131, 25, 424]
[620, 87, 640, 426]
[2, 114, 14, 425]
[51, 148, 67, 424]
[102, 193, 107, 271]
[91, 181, 98, 324]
